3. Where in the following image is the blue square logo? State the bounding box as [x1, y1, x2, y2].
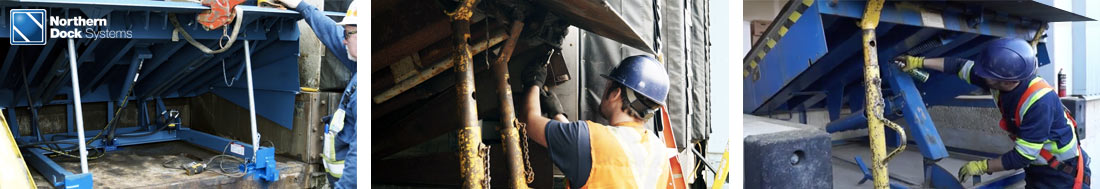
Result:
[10, 9, 47, 45]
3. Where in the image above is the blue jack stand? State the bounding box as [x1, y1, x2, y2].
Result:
[242, 147, 281, 181]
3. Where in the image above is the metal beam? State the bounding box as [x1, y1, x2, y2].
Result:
[0, 46, 19, 86]
[751, 23, 896, 114]
[449, 1, 485, 187]
[372, 29, 507, 104]
[373, 18, 452, 72]
[82, 40, 138, 94]
[26, 38, 58, 83]
[177, 38, 275, 94]
[156, 43, 245, 96]
[491, 17, 530, 188]
[136, 41, 218, 97]
[141, 41, 188, 76]
[882, 64, 948, 160]
[76, 38, 102, 63]
[373, 88, 459, 159]
[34, 52, 74, 104]
[858, 1, 906, 188]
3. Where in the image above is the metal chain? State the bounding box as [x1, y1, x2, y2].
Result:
[516, 120, 535, 183]
[218, 11, 235, 87]
[481, 144, 491, 188]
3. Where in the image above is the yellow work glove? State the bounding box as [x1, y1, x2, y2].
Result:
[957, 159, 989, 183]
[894, 55, 925, 71]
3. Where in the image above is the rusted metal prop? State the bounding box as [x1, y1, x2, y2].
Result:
[450, 0, 487, 188]
[493, 15, 532, 188]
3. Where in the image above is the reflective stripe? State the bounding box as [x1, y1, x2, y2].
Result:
[1053, 137, 1078, 154]
[324, 159, 345, 178]
[322, 109, 348, 178]
[959, 61, 974, 84]
[1014, 78, 1051, 125]
[1017, 88, 1052, 121]
[330, 109, 346, 132]
[995, 78, 1084, 166]
[1015, 138, 1044, 160]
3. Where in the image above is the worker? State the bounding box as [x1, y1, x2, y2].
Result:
[897, 38, 1090, 188]
[521, 55, 677, 188]
[269, 0, 359, 188]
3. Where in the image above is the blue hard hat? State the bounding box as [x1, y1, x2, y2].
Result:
[601, 55, 670, 105]
[973, 38, 1038, 81]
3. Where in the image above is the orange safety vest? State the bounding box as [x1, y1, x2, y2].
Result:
[994, 77, 1085, 189]
[568, 121, 678, 189]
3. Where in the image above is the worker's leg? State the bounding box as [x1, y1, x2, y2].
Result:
[328, 175, 337, 188]
[1023, 155, 1090, 189]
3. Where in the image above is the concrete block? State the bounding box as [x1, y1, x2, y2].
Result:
[1062, 97, 1086, 139]
[744, 115, 831, 188]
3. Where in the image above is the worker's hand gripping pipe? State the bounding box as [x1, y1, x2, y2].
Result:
[859, 0, 908, 188]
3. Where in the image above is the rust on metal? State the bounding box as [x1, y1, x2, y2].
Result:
[859, 0, 906, 188]
[372, 31, 508, 104]
[450, 0, 486, 188]
[372, 20, 452, 72]
[492, 18, 531, 188]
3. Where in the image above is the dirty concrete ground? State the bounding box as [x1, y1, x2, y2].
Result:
[30, 141, 313, 189]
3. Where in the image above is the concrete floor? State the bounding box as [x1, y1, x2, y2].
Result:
[29, 141, 313, 189]
[830, 142, 1026, 188]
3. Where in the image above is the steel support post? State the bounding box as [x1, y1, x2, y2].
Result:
[243, 40, 260, 162]
[493, 17, 530, 188]
[859, 1, 907, 188]
[66, 38, 90, 174]
[450, 0, 486, 188]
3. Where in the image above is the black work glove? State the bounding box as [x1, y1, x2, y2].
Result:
[541, 90, 567, 118]
[522, 62, 548, 90]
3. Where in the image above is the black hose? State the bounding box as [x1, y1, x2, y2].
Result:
[18, 141, 78, 148]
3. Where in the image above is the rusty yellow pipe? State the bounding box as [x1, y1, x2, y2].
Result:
[493, 17, 531, 188]
[449, 0, 486, 188]
[859, 0, 907, 188]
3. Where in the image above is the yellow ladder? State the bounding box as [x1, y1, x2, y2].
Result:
[0, 108, 36, 188]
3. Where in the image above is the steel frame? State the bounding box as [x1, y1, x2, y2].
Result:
[14, 37, 280, 188]
[744, 0, 1090, 188]
[0, 1, 346, 187]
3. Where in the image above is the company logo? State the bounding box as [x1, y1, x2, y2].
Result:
[10, 9, 47, 45]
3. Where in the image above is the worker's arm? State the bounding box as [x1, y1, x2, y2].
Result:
[552, 114, 568, 122]
[920, 58, 947, 72]
[917, 57, 993, 89]
[541, 90, 569, 122]
[523, 86, 551, 147]
[294, 1, 355, 70]
[998, 97, 1058, 171]
[530, 87, 593, 188]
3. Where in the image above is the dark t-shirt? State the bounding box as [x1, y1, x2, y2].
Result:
[544, 120, 593, 188]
